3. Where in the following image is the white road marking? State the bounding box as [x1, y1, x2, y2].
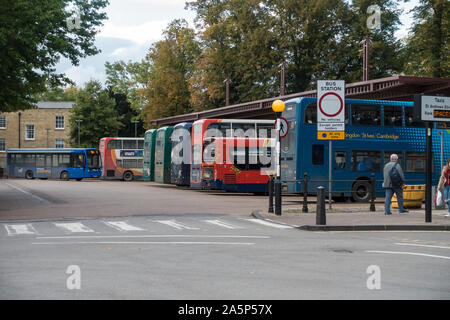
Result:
[32, 241, 255, 246]
[53, 222, 95, 233]
[395, 243, 450, 250]
[5, 224, 37, 235]
[103, 221, 144, 232]
[366, 251, 450, 260]
[156, 220, 199, 230]
[244, 218, 294, 229]
[36, 235, 269, 239]
[5, 183, 51, 204]
[204, 219, 243, 229]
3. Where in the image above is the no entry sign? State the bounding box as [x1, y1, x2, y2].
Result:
[317, 80, 345, 140]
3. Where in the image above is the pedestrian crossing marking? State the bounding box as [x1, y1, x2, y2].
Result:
[204, 219, 243, 229]
[244, 218, 294, 229]
[156, 220, 200, 230]
[103, 221, 145, 232]
[53, 222, 95, 233]
[5, 224, 37, 235]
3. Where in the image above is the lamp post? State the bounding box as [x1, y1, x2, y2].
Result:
[132, 120, 139, 137]
[272, 100, 285, 216]
[278, 61, 286, 96]
[224, 78, 231, 106]
[75, 119, 82, 147]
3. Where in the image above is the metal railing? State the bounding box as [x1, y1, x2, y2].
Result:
[267, 172, 428, 215]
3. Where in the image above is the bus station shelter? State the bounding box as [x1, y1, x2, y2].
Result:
[151, 76, 450, 126]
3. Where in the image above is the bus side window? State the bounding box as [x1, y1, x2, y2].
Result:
[312, 145, 324, 165]
[304, 103, 317, 124]
[383, 106, 402, 127]
[334, 151, 346, 170]
[405, 108, 426, 128]
[351, 105, 381, 126]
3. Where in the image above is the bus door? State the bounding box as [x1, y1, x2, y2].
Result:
[281, 124, 296, 193]
[71, 153, 85, 178]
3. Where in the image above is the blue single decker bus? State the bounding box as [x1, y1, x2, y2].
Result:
[6, 148, 102, 180]
[280, 97, 450, 201]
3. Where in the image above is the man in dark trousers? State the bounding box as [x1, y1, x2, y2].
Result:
[383, 153, 408, 215]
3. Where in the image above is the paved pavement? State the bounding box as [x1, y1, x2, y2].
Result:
[253, 199, 450, 231]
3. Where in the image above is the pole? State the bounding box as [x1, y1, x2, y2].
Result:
[133, 120, 139, 137]
[275, 113, 282, 216]
[329, 140, 332, 210]
[224, 78, 230, 106]
[316, 186, 326, 225]
[363, 37, 370, 82]
[425, 122, 432, 223]
[268, 175, 274, 213]
[302, 172, 308, 213]
[279, 61, 286, 96]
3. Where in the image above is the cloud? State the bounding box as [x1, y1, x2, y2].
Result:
[63, 65, 106, 87]
[99, 20, 170, 45]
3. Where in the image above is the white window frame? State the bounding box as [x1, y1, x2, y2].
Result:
[55, 115, 64, 130]
[0, 115, 6, 129]
[0, 138, 5, 152]
[25, 124, 35, 140]
[55, 138, 65, 149]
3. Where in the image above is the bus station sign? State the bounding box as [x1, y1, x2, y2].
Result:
[414, 95, 450, 122]
[317, 80, 345, 140]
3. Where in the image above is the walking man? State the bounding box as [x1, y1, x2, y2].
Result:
[383, 154, 408, 215]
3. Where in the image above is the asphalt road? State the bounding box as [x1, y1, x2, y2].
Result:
[0, 179, 449, 299]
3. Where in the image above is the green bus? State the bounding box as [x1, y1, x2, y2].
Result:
[143, 129, 157, 181]
[154, 126, 174, 184]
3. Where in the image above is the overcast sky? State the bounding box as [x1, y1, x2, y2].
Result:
[56, 0, 419, 87]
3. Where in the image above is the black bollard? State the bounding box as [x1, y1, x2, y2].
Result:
[302, 172, 308, 213]
[316, 186, 326, 225]
[268, 175, 274, 213]
[370, 173, 376, 212]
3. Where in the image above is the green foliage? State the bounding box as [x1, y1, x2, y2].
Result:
[403, 0, 449, 77]
[141, 19, 200, 127]
[33, 83, 79, 102]
[0, 0, 108, 112]
[69, 80, 123, 148]
[105, 59, 153, 112]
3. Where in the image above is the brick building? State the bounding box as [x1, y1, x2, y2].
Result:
[0, 101, 74, 174]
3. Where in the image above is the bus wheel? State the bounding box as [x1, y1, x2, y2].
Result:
[351, 180, 370, 202]
[123, 171, 134, 181]
[60, 171, 69, 181]
[25, 170, 34, 179]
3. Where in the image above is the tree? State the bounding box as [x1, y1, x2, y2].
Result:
[105, 59, 153, 113]
[109, 90, 145, 137]
[33, 83, 79, 101]
[105, 60, 152, 136]
[142, 19, 200, 126]
[403, 0, 449, 77]
[0, 0, 109, 112]
[69, 80, 122, 148]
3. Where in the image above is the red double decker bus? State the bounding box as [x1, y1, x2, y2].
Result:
[190, 119, 275, 189]
[202, 137, 275, 193]
[99, 137, 144, 181]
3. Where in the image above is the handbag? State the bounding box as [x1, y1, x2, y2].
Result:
[435, 190, 444, 208]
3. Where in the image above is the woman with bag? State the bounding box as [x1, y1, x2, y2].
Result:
[438, 158, 450, 217]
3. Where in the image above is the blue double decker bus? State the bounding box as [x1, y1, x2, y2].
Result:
[6, 148, 102, 181]
[170, 122, 193, 186]
[280, 97, 450, 201]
